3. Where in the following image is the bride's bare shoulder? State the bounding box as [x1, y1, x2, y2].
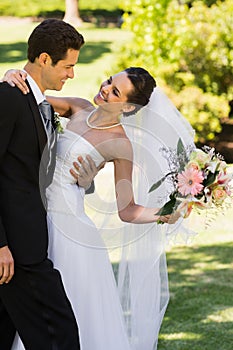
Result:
[106, 128, 133, 160]
[69, 97, 94, 113]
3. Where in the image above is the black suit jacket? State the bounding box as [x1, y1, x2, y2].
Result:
[0, 82, 54, 265]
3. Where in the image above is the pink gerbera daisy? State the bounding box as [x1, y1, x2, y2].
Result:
[177, 168, 204, 196]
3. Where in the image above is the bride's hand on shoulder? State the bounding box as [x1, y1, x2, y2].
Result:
[1, 69, 29, 94]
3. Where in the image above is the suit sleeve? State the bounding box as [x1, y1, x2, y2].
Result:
[85, 181, 95, 195]
[0, 84, 20, 247]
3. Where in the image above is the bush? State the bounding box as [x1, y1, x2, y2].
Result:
[116, 0, 233, 142]
[171, 86, 229, 143]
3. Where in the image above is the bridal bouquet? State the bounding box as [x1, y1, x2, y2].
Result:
[149, 139, 232, 219]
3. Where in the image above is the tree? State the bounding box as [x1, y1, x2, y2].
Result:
[63, 0, 82, 27]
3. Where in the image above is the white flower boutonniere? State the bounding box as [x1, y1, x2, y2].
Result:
[54, 112, 64, 134]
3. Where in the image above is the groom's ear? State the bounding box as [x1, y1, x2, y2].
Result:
[122, 103, 136, 114]
[38, 53, 52, 66]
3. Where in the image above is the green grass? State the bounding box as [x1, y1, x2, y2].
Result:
[158, 208, 233, 349]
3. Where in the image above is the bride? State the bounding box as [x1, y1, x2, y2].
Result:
[5, 67, 194, 350]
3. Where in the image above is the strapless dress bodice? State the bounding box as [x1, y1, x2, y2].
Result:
[55, 129, 105, 184]
[46, 129, 105, 214]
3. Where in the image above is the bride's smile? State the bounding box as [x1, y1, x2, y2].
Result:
[94, 72, 134, 105]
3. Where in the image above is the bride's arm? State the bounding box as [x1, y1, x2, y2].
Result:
[112, 138, 175, 224]
[46, 96, 93, 117]
[1, 69, 93, 116]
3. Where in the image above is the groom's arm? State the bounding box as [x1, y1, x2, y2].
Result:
[0, 83, 16, 283]
[85, 181, 95, 194]
[0, 84, 17, 247]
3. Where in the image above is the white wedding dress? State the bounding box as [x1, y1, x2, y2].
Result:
[12, 129, 132, 350]
[12, 87, 195, 350]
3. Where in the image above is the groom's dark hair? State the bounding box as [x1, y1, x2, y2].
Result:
[27, 19, 84, 65]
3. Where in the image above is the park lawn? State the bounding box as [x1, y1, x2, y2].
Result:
[158, 209, 233, 350]
[0, 19, 233, 350]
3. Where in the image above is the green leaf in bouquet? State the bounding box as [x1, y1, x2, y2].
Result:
[177, 138, 189, 170]
[149, 175, 167, 193]
[155, 193, 177, 216]
[177, 138, 185, 156]
[149, 172, 177, 193]
[203, 171, 219, 187]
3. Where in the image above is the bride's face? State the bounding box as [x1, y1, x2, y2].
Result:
[93, 72, 134, 107]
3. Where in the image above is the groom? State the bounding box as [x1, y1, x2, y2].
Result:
[0, 19, 96, 349]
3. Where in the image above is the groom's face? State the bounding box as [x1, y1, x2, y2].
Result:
[40, 48, 79, 92]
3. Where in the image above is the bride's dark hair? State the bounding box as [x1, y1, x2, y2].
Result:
[124, 67, 156, 116]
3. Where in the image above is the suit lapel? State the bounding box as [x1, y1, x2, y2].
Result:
[25, 83, 47, 156]
[25, 81, 57, 188]
[50, 105, 56, 130]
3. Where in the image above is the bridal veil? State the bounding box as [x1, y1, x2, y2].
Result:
[84, 87, 195, 349]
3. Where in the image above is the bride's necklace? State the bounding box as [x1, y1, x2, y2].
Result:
[86, 110, 121, 130]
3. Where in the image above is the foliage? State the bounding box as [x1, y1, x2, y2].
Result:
[178, 0, 225, 6]
[171, 86, 229, 142]
[0, 0, 63, 17]
[117, 0, 233, 142]
[0, 0, 121, 17]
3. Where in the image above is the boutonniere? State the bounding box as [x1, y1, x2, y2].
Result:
[54, 112, 64, 134]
